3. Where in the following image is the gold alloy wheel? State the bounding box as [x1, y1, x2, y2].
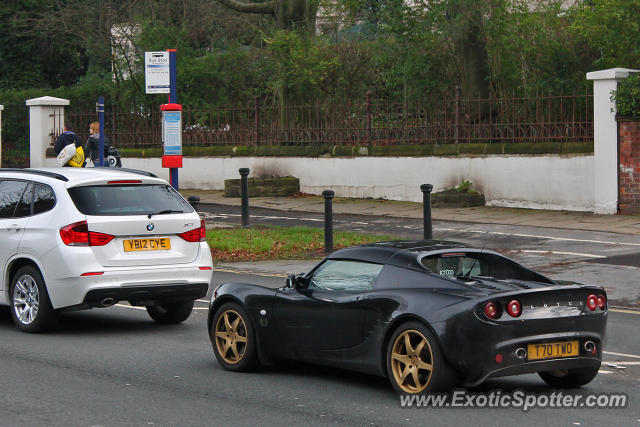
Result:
[214, 309, 248, 364]
[390, 329, 434, 393]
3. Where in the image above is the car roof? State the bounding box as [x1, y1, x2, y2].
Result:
[328, 239, 474, 265]
[0, 167, 163, 185]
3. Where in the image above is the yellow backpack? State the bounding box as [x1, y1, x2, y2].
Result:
[68, 146, 85, 167]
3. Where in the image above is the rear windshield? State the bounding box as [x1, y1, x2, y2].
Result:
[68, 184, 193, 216]
[421, 252, 553, 283]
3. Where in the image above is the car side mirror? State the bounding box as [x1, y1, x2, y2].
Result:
[285, 274, 307, 290]
[285, 274, 298, 289]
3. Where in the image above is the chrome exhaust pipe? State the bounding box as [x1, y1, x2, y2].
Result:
[584, 341, 596, 352]
[515, 348, 527, 359]
[100, 297, 116, 307]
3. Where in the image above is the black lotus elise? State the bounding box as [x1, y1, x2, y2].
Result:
[207, 240, 607, 394]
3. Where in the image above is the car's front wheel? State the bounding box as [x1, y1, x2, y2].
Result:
[146, 300, 194, 324]
[386, 321, 454, 394]
[538, 365, 600, 388]
[10, 266, 58, 333]
[210, 302, 257, 371]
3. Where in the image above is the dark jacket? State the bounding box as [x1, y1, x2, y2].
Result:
[53, 131, 82, 155]
[85, 134, 111, 163]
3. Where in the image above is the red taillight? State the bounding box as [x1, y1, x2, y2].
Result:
[89, 231, 114, 246]
[597, 294, 606, 310]
[587, 294, 598, 311]
[199, 266, 213, 270]
[81, 272, 104, 276]
[60, 221, 114, 246]
[484, 302, 499, 319]
[506, 299, 522, 317]
[179, 219, 206, 242]
[107, 180, 142, 184]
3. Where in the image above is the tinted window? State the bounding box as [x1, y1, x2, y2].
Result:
[14, 183, 33, 217]
[0, 180, 29, 218]
[33, 184, 56, 214]
[421, 252, 553, 283]
[67, 184, 193, 216]
[308, 260, 383, 291]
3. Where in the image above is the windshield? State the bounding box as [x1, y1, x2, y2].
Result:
[420, 252, 553, 283]
[68, 184, 193, 216]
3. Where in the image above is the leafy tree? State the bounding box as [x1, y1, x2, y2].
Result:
[571, 0, 640, 69]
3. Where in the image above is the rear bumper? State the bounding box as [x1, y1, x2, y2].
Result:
[82, 283, 209, 307]
[39, 242, 214, 309]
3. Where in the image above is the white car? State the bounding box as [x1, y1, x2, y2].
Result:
[0, 167, 213, 332]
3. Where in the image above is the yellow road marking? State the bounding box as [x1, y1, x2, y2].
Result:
[214, 267, 286, 278]
[610, 307, 640, 315]
[603, 351, 640, 360]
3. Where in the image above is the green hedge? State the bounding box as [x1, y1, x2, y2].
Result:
[120, 142, 594, 158]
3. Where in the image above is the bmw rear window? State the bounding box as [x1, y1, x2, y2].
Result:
[68, 184, 193, 216]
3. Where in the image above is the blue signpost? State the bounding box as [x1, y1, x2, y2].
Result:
[97, 96, 105, 166]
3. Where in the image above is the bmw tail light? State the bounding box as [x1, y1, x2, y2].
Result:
[586, 294, 598, 311]
[178, 219, 206, 242]
[506, 299, 522, 317]
[60, 221, 89, 246]
[597, 294, 606, 310]
[89, 231, 114, 246]
[484, 302, 499, 319]
[60, 221, 114, 246]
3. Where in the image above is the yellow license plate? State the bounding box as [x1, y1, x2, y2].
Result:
[527, 340, 579, 360]
[123, 238, 171, 252]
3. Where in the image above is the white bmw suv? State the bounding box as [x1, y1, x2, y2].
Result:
[0, 167, 213, 332]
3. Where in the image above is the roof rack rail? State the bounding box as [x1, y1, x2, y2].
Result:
[0, 168, 69, 182]
[93, 167, 158, 178]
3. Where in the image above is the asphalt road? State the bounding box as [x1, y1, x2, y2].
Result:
[198, 203, 640, 308]
[0, 270, 638, 426]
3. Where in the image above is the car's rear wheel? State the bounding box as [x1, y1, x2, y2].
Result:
[146, 300, 194, 324]
[386, 321, 454, 394]
[10, 266, 58, 333]
[210, 302, 257, 371]
[538, 365, 600, 388]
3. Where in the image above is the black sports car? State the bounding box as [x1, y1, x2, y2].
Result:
[208, 240, 607, 394]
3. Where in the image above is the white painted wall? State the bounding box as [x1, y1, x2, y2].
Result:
[65, 154, 594, 211]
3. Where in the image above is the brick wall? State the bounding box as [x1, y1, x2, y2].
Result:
[618, 119, 640, 214]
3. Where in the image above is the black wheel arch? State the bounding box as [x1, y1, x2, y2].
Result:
[208, 295, 274, 366]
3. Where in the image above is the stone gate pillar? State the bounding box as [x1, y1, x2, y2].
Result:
[0, 104, 4, 167]
[26, 96, 69, 168]
[587, 68, 639, 214]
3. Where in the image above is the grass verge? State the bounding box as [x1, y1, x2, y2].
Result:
[206, 225, 398, 262]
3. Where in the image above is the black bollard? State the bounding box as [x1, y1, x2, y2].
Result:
[322, 190, 335, 253]
[187, 196, 200, 210]
[239, 168, 250, 228]
[421, 184, 433, 240]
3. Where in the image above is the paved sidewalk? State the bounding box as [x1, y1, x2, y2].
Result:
[182, 190, 640, 235]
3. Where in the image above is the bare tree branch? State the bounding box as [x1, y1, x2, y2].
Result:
[217, 0, 278, 15]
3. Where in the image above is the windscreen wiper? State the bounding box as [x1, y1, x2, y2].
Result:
[147, 209, 183, 218]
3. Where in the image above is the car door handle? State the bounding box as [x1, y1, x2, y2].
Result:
[6, 224, 21, 233]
